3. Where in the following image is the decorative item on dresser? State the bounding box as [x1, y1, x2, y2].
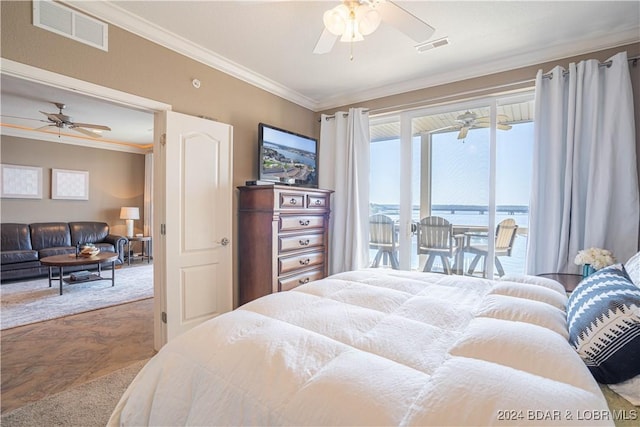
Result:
[237, 184, 333, 305]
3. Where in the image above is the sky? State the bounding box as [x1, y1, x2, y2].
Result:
[370, 122, 534, 206]
[262, 124, 317, 154]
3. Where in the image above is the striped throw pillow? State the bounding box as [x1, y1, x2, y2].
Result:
[566, 264, 640, 384]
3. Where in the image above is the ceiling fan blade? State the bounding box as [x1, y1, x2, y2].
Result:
[457, 126, 469, 140]
[497, 123, 512, 131]
[313, 28, 338, 54]
[377, 1, 435, 43]
[71, 126, 104, 138]
[476, 114, 509, 123]
[71, 122, 111, 131]
[33, 124, 55, 131]
[40, 111, 63, 123]
[428, 125, 457, 133]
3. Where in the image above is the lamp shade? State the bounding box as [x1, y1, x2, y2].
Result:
[120, 207, 140, 220]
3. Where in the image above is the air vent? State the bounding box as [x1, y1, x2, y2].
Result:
[33, 0, 108, 51]
[415, 37, 449, 53]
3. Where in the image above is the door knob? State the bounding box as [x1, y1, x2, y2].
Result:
[218, 237, 230, 246]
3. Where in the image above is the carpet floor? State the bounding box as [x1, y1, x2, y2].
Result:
[1, 264, 153, 330]
[0, 359, 147, 427]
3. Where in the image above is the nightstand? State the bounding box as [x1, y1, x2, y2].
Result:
[125, 236, 152, 265]
[537, 273, 582, 293]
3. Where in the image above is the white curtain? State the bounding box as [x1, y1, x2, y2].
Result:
[319, 107, 370, 274]
[527, 51, 639, 274]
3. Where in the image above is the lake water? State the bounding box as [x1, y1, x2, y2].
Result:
[369, 210, 529, 277]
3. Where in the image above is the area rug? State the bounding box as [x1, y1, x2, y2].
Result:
[1, 264, 153, 330]
[0, 359, 147, 427]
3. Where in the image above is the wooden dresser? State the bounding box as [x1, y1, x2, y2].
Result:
[238, 185, 333, 305]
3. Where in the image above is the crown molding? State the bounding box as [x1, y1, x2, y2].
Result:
[1, 125, 150, 154]
[314, 30, 640, 111]
[1, 58, 172, 113]
[62, 2, 640, 113]
[1, 58, 162, 152]
[64, 1, 320, 111]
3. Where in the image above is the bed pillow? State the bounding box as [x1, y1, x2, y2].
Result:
[566, 264, 640, 384]
[623, 251, 640, 287]
[499, 274, 566, 295]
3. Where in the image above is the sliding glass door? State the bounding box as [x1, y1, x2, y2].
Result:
[369, 116, 401, 269]
[369, 93, 533, 278]
[414, 106, 491, 275]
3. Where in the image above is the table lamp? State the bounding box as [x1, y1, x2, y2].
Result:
[120, 207, 139, 237]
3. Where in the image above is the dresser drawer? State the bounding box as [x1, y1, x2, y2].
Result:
[279, 193, 305, 209]
[307, 194, 328, 209]
[280, 215, 325, 232]
[278, 233, 324, 253]
[278, 267, 324, 291]
[279, 251, 324, 275]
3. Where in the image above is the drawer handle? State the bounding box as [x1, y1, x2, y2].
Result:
[289, 198, 297, 205]
[299, 258, 311, 265]
[299, 219, 310, 226]
[298, 277, 310, 285]
[299, 239, 310, 246]
[314, 199, 322, 205]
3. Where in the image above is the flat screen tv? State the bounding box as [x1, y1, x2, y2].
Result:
[258, 123, 318, 187]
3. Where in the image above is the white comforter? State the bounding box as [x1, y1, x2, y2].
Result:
[109, 270, 612, 426]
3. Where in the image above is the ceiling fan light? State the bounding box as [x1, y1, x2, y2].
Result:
[323, 5, 349, 36]
[355, 6, 381, 36]
[340, 20, 364, 42]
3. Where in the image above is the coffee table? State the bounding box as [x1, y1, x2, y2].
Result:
[40, 252, 119, 295]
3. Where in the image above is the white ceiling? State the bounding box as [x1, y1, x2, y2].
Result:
[1, 1, 639, 149]
[0, 74, 155, 150]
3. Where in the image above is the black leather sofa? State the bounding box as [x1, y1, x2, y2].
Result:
[1, 222, 127, 281]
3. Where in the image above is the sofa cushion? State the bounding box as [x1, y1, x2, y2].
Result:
[1, 223, 32, 251]
[1, 250, 39, 265]
[92, 242, 116, 254]
[30, 223, 71, 251]
[38, 246, 76, 259]
[68, 222, 109, 245]
[1, 259, 41, 271]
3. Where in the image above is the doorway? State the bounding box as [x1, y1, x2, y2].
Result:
[0, 60, 170, 332]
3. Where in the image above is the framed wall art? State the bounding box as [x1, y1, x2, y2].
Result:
[1, 164, 43, 199]
[52, 168, 89, 200]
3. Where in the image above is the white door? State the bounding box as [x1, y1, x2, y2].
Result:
[153, 111, 233, 349]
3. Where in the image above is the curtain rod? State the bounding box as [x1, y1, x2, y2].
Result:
[319, 109, 369, 121]
[367, 80, 535, 116]
[321, 54, 639, 117]
[542, 55, 639, 79]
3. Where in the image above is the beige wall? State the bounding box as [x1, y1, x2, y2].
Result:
[320, 43, 640, 116]
[320, 42, 640, 249]
[1, 1, 318, 303]
[0, 136, 145, 236]
[3, 0, 639, 287]
[320, 43, 640, 144]
[0, 1, 317, 187]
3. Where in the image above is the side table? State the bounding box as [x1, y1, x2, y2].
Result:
[537, 273, 583, 293]
[125, 236, 152, 265]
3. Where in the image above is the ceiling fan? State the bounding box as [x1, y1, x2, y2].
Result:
[37, 102, 111, 138]
[313, 0, 435, 56]
[434, 111, 513, 140]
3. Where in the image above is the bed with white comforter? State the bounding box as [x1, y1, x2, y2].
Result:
[109, 269, 613, 426]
